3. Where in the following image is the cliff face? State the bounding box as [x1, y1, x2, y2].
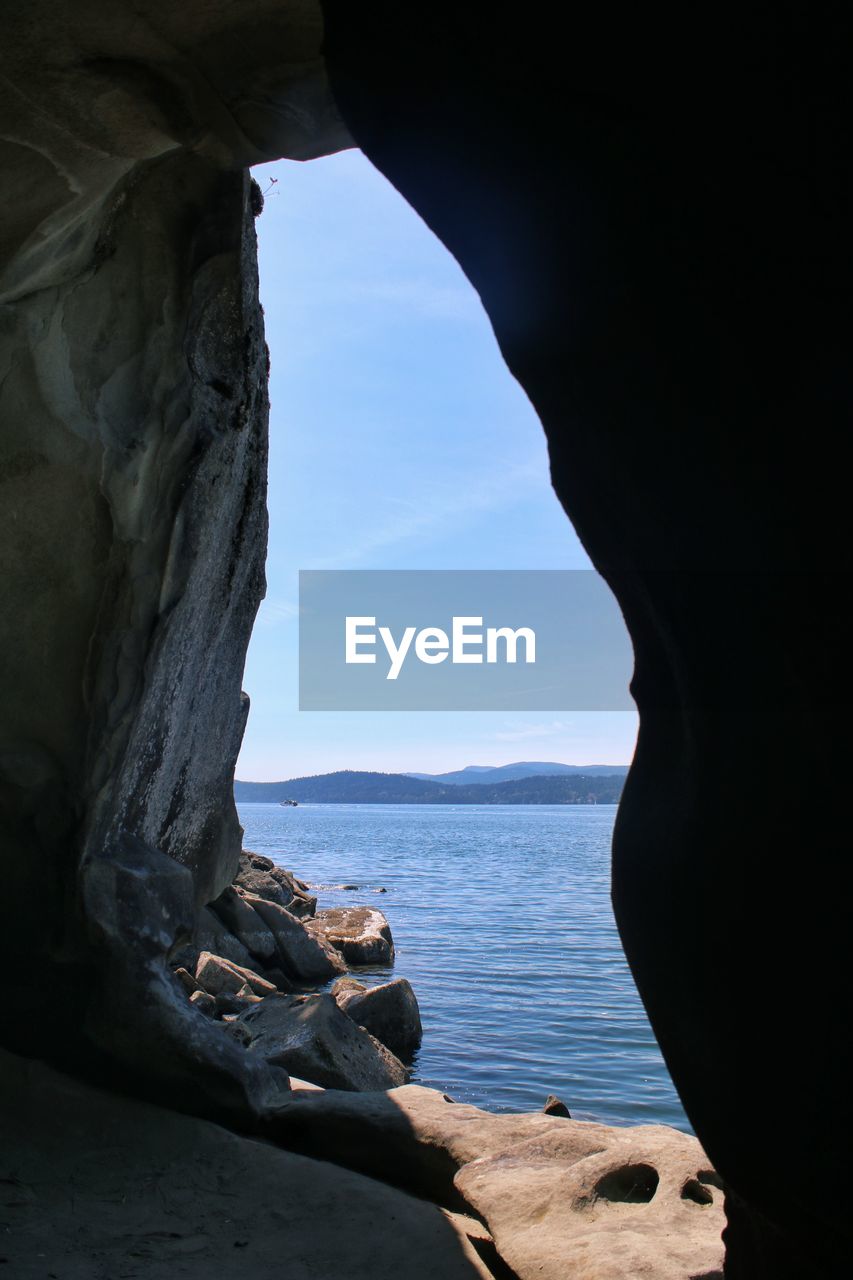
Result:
[0, 3, 346, 1102]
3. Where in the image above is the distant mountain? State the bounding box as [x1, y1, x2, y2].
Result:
[406, 761, 629, 785]
[234, 770, 625, 806]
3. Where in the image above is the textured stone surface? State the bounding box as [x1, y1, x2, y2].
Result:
[0, 2, 347, 1106]
[270, 1083, 723, 1275]
[80, 835, 292, 1119]
[194, 907, 254, 971]
[237, 851, 318, 916]
[0, 1046, 494, 1280]
[194, 950, 278, 998]
[210, 886, 279, 963]
[307, 906, 395, 965]
[332, 975, 423, 1059]
[248, 895, 347, 981]
[455, 1123, 725, 1279]
[232, 992, 408, 1091]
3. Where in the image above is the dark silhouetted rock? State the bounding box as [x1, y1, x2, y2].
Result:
[195, 907, 256, 971]
[174, 966, 200, 997]
[189, 990, 216, 1018]
[1, 1046, 493, 1280]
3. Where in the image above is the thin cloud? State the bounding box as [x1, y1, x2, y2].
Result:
[311, 454, 548, 569]
[256, 598, 300, 626]
[490, 720, 574, 742]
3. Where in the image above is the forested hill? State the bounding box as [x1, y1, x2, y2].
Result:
[234, 770, 625, 805]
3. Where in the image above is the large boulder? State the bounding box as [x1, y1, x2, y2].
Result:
[194, 906, 255, 971]
[246, 895, 345, 982]
[208, 885, 278, 963]
[194, 951, 278, 999]
[232, 993, 408, 1091]
[455, 1123, 725, 1280]
[306, 906, 394, 966]
[332, 976, 422, 1059]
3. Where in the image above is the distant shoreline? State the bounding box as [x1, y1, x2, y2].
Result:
[237, 798, 621, 807]
[235, 768, 626, 807]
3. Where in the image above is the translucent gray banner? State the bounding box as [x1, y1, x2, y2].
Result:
[298, 570, 634, 710]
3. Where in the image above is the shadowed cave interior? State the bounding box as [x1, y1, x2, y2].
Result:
[0, 3, 849, 1277]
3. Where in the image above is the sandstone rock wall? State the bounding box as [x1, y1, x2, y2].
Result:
[0, 2, 347, 1087]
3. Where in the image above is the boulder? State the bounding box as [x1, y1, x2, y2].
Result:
[263, 967, 295, 994]
[245, 895, 345, 982]
[543, 1094, 571, 1118]
[195, 907, 255, 971]
[237, 852, 317, 917]
[208, 885, 278, 962]
[173, 966, 200, 997]
[306, 906, 395, 966]
[232, 993, 408, 1091]
[454, 1123, 725, 1280]
[194, 951, 278, 998]
[212, 984, 263, 1016]
[271, 1086, 724, 1279]
[189, 990, 216, 1017]
[332, 976, 422, 1059]
[236, 982, 263, 1004]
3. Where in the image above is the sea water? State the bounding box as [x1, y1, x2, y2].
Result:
[237, 801, 688, 1130]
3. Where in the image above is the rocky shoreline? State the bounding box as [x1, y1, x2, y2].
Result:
[169, 850, 423, 1091]
[151, 849, 729, 1277]
[0, 846, 730, 1278]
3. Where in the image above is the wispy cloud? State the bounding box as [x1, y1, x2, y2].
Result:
[256, 598, 300, 626]
[311, 454, 548, 569]
[489, 720, 574, 743]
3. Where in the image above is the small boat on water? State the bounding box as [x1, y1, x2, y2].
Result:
[279, 798, 298, 807]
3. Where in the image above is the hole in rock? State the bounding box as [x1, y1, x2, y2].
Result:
[594, 1162, 660, 1203]
[681, 1177, 715, 1205]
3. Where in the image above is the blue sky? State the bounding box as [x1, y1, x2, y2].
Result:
[237, 151, 638, 780]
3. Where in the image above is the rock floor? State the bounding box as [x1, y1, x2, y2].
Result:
[0, 1049, 496, 1280]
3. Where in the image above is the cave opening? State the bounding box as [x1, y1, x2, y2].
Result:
[234, 147, 679, 1127]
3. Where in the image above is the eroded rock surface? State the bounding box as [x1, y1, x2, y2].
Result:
[270, 1084, 724, 1277]
[1, 1046, 493, 1280]
[455, 1124, 725, 1280]
[0, 2, 348, 1105]
[307, 906, 395, 965]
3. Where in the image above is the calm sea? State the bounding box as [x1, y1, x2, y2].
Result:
[237, 802, 688, 1131]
